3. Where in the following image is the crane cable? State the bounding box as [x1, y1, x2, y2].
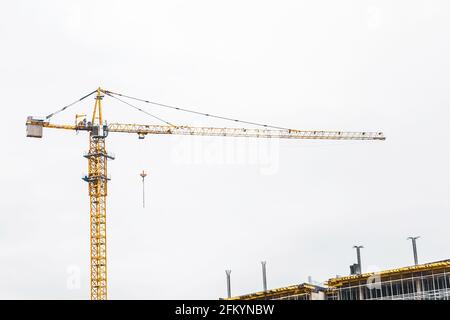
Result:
[104, 92, 174, 126]
[103, 89, 291, 130]
[45, 89, 98, 120]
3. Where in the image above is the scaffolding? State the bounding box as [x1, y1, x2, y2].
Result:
[326, 260, 450, 300]
[224, 284, 325, 301]
[225, 259, 450, 301]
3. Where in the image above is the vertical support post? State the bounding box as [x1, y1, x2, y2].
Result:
[225, 270, 232, 298]
[261, 261, 267, 292]
[407, 236, 420, 265]
[359, 281, 365, 300]
[353, 245, 364, 275]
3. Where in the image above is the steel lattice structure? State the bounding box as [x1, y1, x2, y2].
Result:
[86, 136, 109, 300]
[26, 87, 385, 299]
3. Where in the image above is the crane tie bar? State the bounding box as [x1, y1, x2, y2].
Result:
[104, 91, 174, 126]
[46, 90, 98, 120]
[103, 89, 291, 130]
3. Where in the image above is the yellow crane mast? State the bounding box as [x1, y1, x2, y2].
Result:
[25, 87, 385, 300]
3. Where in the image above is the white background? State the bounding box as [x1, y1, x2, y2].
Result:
[0, 0, 449, 299]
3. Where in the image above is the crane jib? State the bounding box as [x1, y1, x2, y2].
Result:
[26, 117, 386, 141]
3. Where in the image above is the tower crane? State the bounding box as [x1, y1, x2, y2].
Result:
[25, 88, 385, 300]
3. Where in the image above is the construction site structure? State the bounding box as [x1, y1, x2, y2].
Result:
[224, 283, 325, 301]
[225, 259, 450, 300]
[26, 87, 385, 300]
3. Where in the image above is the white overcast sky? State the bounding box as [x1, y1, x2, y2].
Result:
[1, 0, 450, 299]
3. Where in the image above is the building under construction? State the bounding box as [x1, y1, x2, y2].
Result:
[226, 283, 326, 301]
[226, 259, 450, 300]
